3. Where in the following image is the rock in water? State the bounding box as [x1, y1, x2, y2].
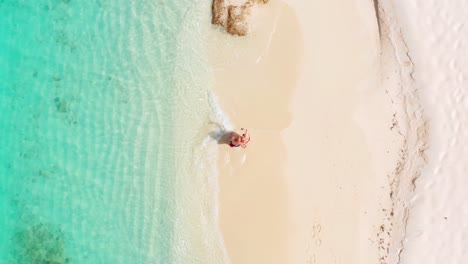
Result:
[211, 0, 269, 36]
[212, 0, 228, 28]
[226, 2, 253, 36]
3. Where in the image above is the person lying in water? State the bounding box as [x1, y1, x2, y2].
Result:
[229, 128, 251, 148]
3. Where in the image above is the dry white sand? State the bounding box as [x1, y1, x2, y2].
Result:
[386, 1, 468, 263]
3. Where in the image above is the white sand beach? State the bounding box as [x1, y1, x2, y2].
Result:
[388, 1, 468, 263]
[207, 0, 466, 263]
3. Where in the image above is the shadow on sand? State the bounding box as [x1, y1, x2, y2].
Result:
[209, 129, 232, 146]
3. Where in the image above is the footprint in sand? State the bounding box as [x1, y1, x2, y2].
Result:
[307, 254, 316, 264]
[306, 221, 323, 263]
[311, 223, 322, 247]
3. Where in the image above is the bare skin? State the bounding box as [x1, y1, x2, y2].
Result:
[229, 128, 251, 148]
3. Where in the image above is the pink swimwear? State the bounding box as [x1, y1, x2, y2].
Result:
[229, 130, 249, 148]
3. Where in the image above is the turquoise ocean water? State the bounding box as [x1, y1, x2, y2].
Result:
[0, 0, 229, 263]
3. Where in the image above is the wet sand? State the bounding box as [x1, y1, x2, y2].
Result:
[209, 1, 300, 263]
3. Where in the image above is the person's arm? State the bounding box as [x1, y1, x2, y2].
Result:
[241, 139, 249, 148]
[241, 128, 248, 137]
[240, 131, 250, 148]
[243, 131, 250, 143]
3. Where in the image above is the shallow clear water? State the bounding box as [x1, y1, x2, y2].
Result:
[0, 0, 227, 263]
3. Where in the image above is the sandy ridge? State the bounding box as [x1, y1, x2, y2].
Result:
[389, 1, 468, 262]
[374, 1, 428, 263]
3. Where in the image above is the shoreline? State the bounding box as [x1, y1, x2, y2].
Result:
[208, 1, 301, 262]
